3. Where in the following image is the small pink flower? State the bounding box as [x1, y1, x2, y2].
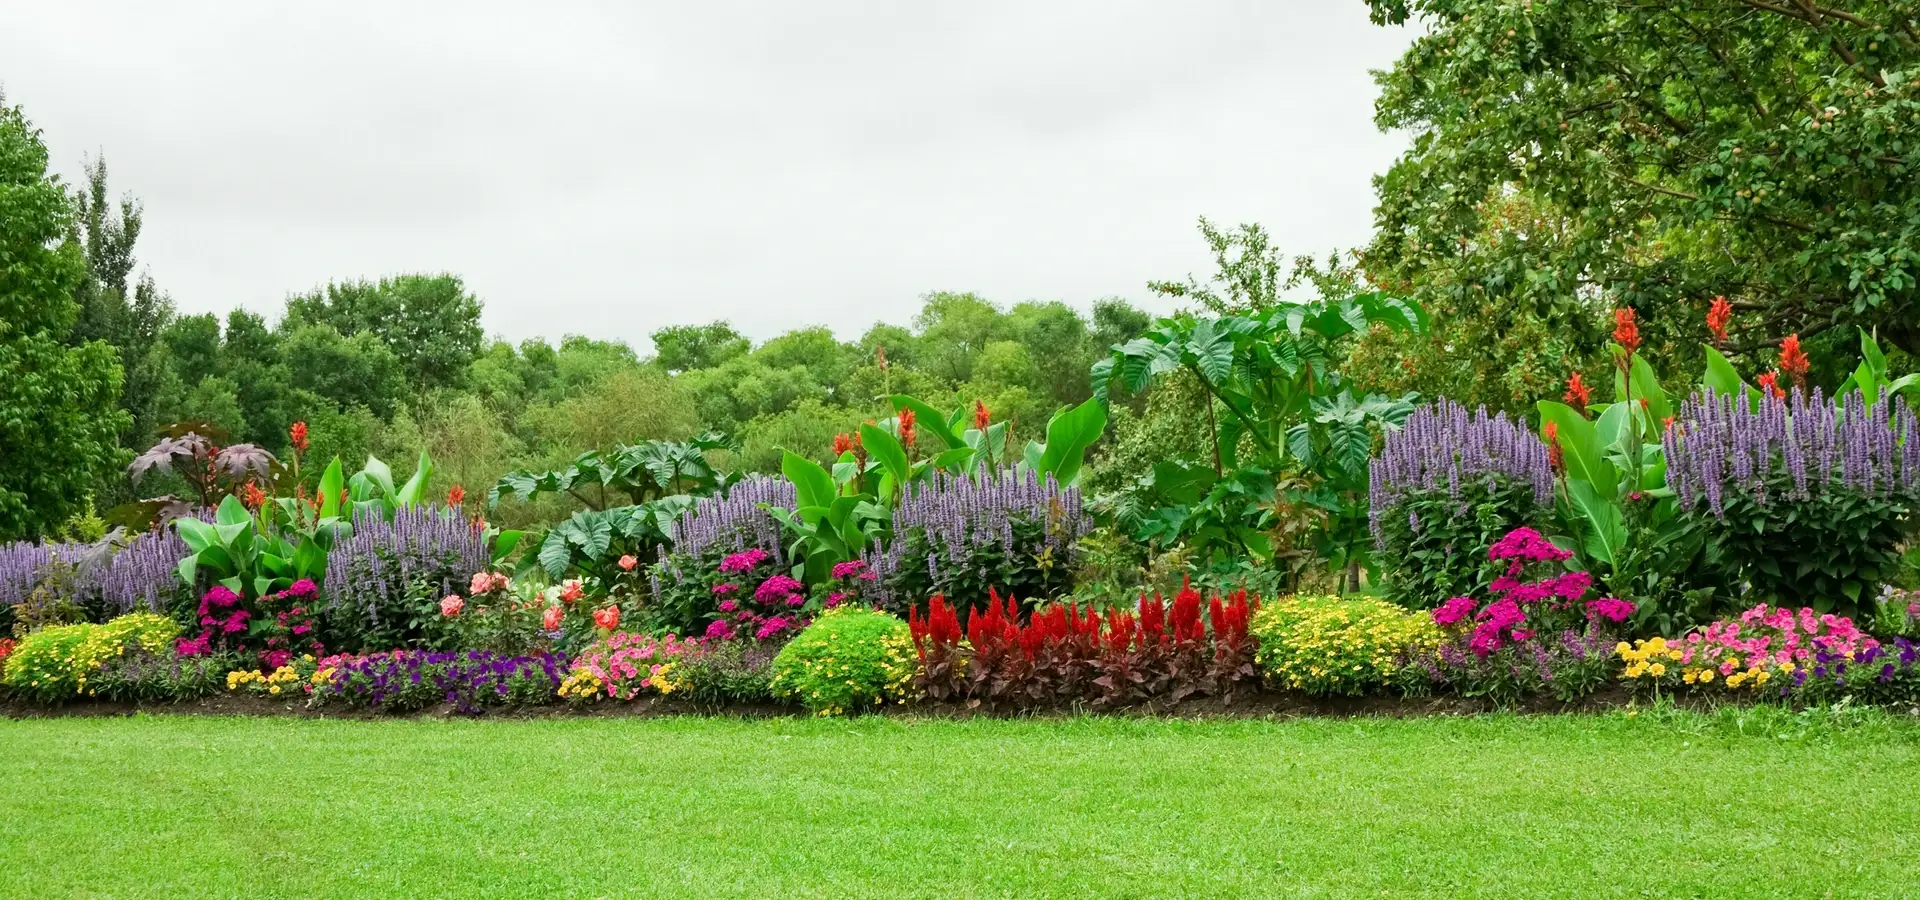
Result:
[441, 594, 465, 617]
[718, 599, 737, 612]
[617, 555, 638, 571]
[712, 583, 738, 595]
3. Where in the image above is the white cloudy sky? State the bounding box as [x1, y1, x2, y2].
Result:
[3, 2, 1414, 350]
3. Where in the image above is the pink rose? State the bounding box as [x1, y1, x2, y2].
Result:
[440, 595, 465, 617]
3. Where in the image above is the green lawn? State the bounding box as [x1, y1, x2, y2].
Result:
[1, 709, 1914, 899]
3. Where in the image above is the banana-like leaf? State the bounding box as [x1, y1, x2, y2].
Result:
[888, 395, 965, 451]
[394, 450, 434, 506]
[316, 458, 346, 519]
[1033, 397, 1107, 486]
[1537, 401, 1619, 499]
[858, 424, 911, 498]
[782, 451, 836, 512]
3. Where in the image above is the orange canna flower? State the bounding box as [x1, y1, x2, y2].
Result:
[1612, 308, 1641, 356]
[1706, 296, 1733, 345]
[1778, 334, 1810, 388]
[1563, 372, 1591, 414]
[1757, 371, 1785, 400]
[447, 483, 466, 507]
[973, 400, 990, 431]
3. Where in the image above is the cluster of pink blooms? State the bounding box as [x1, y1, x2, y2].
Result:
[572, 632, 690, 700]
[1681, 604, 1878, 673]
[701, 550, 809, 642]
[467, 571, 511, 596]
[1433, 528, 1634, 658]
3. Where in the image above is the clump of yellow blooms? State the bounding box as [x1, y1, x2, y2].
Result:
[1249, 595, 1442, 696]
[1, 613, 179, 703]
[770, 606, 918, 716]
[1618, 639, 1775, 692]
[226, 664, 302, 696]
[556, 669, 606, 701]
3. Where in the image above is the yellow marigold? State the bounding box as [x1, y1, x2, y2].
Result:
[1648, 663, 1666, 677]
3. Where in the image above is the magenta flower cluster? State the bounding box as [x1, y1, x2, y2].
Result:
[698, 552, 808, 643]
[1433, 527, 1634, 658]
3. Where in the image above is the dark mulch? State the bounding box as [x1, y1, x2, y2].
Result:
[0, 686, 1649, 721]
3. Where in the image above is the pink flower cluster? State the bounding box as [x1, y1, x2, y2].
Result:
[829, 559, 877, 581]
[719, 548, 770, 574]
[467, 570, 511, 596]
[1679, 604, 1878, 673]
[704, 572, 809, 642]
[754, 574, 805, 607]
[572, 632, 691, 700]
[1432, 528, 1633, 658]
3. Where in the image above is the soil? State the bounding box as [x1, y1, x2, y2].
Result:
[0, 686, 1655, 721]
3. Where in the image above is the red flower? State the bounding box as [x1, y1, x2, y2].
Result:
[1706, 296, 1733, 345]
[832, 433, 854, 456]
[1778, 334, 1810, 388]
[1544, 422, 1564, 475]
[1757, 370, 1785, 400]
[973, 400, 990, 431]
[289, 421, 309, 453]
[1563, 372, 1591, 414]
[897, 406, 917, 451]
[542, 605, 564, 631]
[446, 483, 466, 507]
[1611, 308, 1641, 356]
[239, 482, 267, 511]
[592, 606, 620, 631]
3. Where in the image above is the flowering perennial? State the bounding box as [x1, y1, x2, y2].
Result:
[1664, 388, 1920, 517]
[1368, 399, 1553, 544]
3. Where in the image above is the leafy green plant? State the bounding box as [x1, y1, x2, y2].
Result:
[769, 606, 917, 715]
[885, 394, 1107, 487]
[489, 433, 736, 510]
[528, 497, 693, 582]
[768, 451, 889, 583]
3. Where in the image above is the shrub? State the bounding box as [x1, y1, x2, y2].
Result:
[0, 527, 195, 622]
[671, 639, 778, 705]
[89, 649, 242, 703]
[1370, 400, 1555, 609]
[1251, 595, 1440, 696]
[770, 607, 916, 715]
[909, 584, 1259, 709]
[1, 613, 179, 704]
[865, 469, 1087, 617]
[321, 505, 491, 651]
[310, 650, 567, 714]
[1665, 388, 1920, 616]
[175, 579, 325, 669]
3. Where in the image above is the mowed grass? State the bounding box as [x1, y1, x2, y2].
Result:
[2, 709, 1915, 899]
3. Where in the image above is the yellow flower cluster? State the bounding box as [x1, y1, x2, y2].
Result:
[227, 665, 301, 695]
[1617, 639, 1779, 690]
[1250, 595, 1442, 696]
[650, 662, 683, 696]
[1, 613, 181, 700]
[557, 668, 606, 701]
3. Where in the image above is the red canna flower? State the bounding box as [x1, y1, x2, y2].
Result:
[897, 406, 917, 451]
[447, 483, 466, 507]
[1544, 422, 1564, 475]
[832, 433, 854, 456]
[239, 481, 267, 511]
[289, 421, 309, 452]
[973, 400, 990, 431]
[1706, 296, 1733, 345]
[1778, 334, 1810, 388]
[1563, 372, 1591, 414]
[1612, 308, 1641, 357]
[1757, 370, 1785, 400]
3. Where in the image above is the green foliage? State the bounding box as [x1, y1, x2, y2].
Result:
[2, 612, 178, 704]
[490, 433, 734, 511]
[769, 451, 889, 583]
[283, 274, 485, 392]
[650, 321, 751, 373]
[769, 606, 917, 715]
[530, 498, 692, 582]
[1703, 479, 1914, 619]
[1250, 595, 1441, 697]
[1377, 477, 1549, 609]
[0, 101, 131, 541]
[1364, 0, 1920, 372]
[671, 640, 777, 705]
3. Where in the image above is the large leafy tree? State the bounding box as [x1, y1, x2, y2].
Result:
[1364, 0, 1920, 375]
[0, 98, 131, 539]
[283, 273, 484, 392]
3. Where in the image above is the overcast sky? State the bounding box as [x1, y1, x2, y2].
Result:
[3, 2, 1414, 351]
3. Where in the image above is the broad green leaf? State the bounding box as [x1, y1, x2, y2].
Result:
[1610, 347, 1671, 424]
[1861, 327, 1888, 379]
[782, 450, 836, 512]
[317, 458, 346, 518]
[173, 518, 217, 553]
[1187, 319, 1234, 386]
[357, 455, 397, 499]
[1701, 345, 1746, 398]
[175, 556, 198, 587]
[214, 494, 250, 526]
[859, 423, 911, 498]
[490, 530, 524, 564]
[1034, 397, 1108, 486]
[1537, 401, 1619, 499]
[888, 396, 965, 450]
[395, 450, 434, 506]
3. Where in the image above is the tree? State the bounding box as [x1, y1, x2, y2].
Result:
[1364, 0, 1920, 366]
[280, 323, 407, 418]
[67, 155, 175, 449]
[650, 320, 750, 373]
[0, 99, 130, 539]
[283, 273, 484, 391]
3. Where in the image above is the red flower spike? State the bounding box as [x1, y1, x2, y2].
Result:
[973, 400, 990, 431]
[1611, 308, 1641, 356]
[1758, 370, 1785, 400]
[1563, 372, 1591, 415]
[897, 406, 917, 451]
[1706, 296, 1733, 345]
[289, 421, 309, 453]
[447, 483, 466, 507]
[1778, 334, 1810, 389]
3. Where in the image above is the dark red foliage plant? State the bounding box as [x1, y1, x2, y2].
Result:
[906, 579, 1258, 711]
